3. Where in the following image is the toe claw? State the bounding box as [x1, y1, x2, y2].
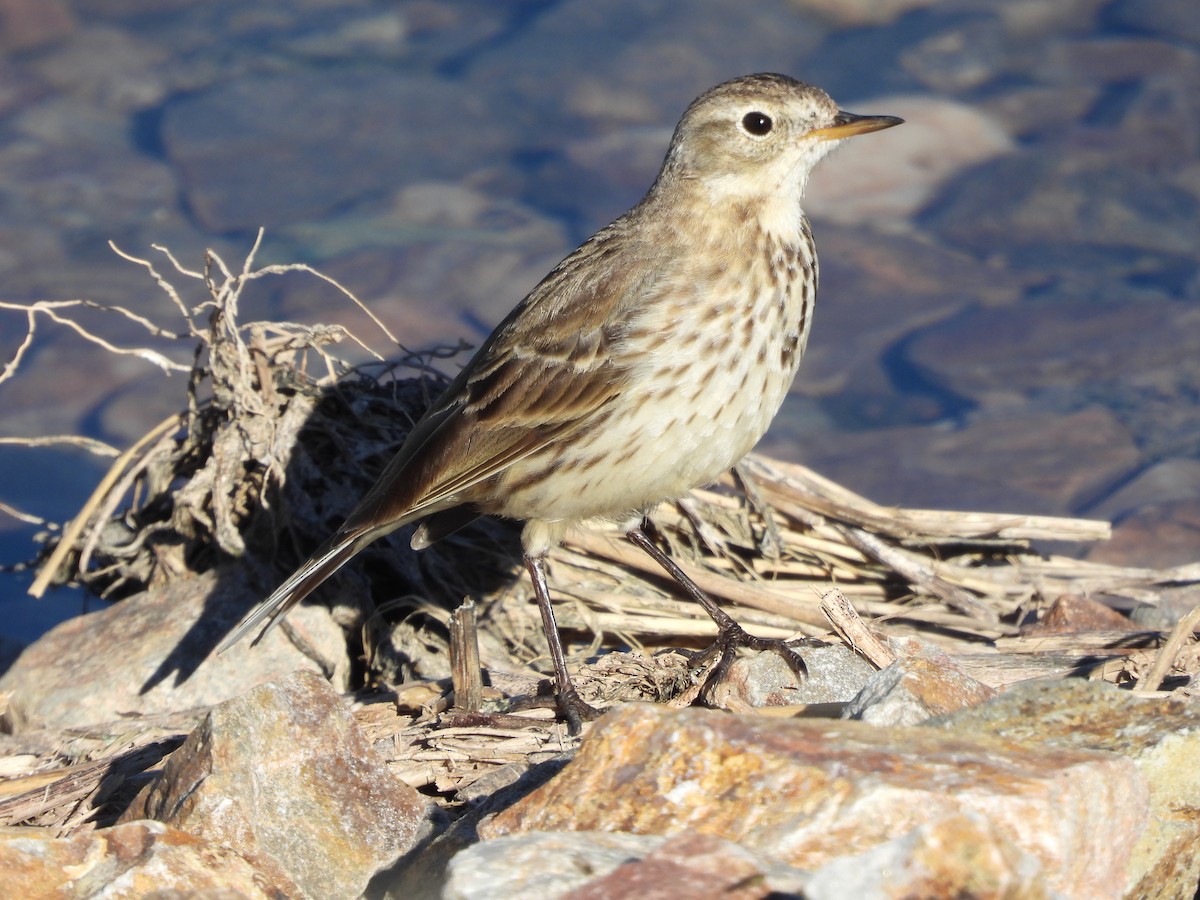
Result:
[694, 625, 809, 703]
[557, 687, 600, 735]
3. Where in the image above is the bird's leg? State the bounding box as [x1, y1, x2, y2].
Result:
[625, 523, 808, 696]
[524, 553, 600, 734]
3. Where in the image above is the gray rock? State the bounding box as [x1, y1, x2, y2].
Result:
[446, 830, 813, 900]
[445, 831, 669, 900]
[162, 72, 515, 232]
[121, 670, 442, 899]
[923, 146, 1200, 258]
[1111, 0, 1200, 42]
[0, 568, 350, 731]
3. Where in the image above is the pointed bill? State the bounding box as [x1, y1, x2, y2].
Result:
[813, 111, 904, 141]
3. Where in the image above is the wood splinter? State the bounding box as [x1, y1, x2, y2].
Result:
[449, 599, 484, 714]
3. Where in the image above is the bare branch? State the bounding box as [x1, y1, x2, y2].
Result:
[0, 435, 120, 457]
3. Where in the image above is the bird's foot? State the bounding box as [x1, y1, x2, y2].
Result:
[556, 686, 601, 736]
[692, 623, 809, 701]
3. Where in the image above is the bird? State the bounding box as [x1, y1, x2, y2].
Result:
[220, 73, 902, 732]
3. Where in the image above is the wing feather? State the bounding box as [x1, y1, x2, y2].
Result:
[341, 220, 657, 531]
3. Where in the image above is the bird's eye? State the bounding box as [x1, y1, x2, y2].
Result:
[741, 111, 773, 136]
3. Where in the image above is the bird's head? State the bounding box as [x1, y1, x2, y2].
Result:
[656, 73, 902, 204]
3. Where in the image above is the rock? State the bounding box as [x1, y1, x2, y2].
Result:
[1086, 499, 1200, 570]
[0, 819, 295, 898]
[1087, 458, 1200, 524]
[29, 26, 170, 111]
[162, 72, 515, 232]
[121, 670, 442, 899]
[844, 638, 997, 725]
[266, 180, 571, 354]
[1110, 0, 1200, 42]
[446, 830, 810, 900]
[794, 407, 1141, 516]
[549, 125, 679, 229]
[805, 95, 1013, 226]
[449, 818, 1042, 899]
[994, 0, 1109, 36]
[0, 0, 75, 52]
[898, 17, 1009, 93]
[1128, 587, 1200, 631]
[466, 0, 828, 135]
[930, 680, 1200, 898]
[923, 145, 1200, 259]
[1027, 594, 1141, 634]
[781, 225, 1022, 432]
[463, 0, 830, 226]
[370, 753, 573, 897]
[900, 295, 1200, 470]
[0, 568, 350, 731]
[481, 704, 1146, 898]
[803, 811, 1045, 899]
[789, 0, 940, 27]
[568, 831, 810, 900]
[979, 82, 1103, 140]
[445, 831, 671, 899]
[1037, 36, 1200, 91]
[714, 643, 875, 712]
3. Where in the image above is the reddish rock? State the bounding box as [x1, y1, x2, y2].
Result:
[806, 96, 1012, 226]
[567, 831, 807, 900]
[1027, 594, 1138, 634]
[0, 0, 74, 51]
[845, 638, 998, 725]
[1087, 499, 1200, 570]
[482, 704, 1146, 898]
[932, 679, 1200, 898]
[0, 820, 294, 898]
[444, 830, 813, 900]
[804, 810, 1045, 898]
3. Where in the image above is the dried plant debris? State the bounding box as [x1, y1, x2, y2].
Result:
[11, 233, 515, 622]
[2, 234, 1199, 828]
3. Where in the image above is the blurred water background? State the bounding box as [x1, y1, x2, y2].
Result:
[1, 0, 1197, 656]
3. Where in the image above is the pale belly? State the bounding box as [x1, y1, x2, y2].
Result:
[497, 262, 813, 526]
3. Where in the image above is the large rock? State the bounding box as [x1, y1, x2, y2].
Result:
[805, 95, 1013, 226]
[481, 703, 1147, 898]
[903, 296, 1200, 412]
[791, 406, 1141, 516]
[161, 71, 514, 231]
[931, 679, 1200, 898]
[0, 568, 349, 731]
[121, 670, 442, 898]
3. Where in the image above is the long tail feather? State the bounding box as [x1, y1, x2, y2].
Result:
[218, 532, 371, 653]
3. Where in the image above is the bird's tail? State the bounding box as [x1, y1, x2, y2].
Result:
[217, 531, 372, 654]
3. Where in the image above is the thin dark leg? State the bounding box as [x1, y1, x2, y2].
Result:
[626, 523, 808, 695]
[525, 553, 600, 734]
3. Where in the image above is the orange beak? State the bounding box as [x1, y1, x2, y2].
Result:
[812, 111, 904, 142]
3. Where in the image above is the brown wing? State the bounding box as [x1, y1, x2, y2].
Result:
[341, 221, 655, 533]
[220, 218, 660, 652]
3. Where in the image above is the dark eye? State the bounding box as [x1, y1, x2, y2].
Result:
[742, 111, 773, 136]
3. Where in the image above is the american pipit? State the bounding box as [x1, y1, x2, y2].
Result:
[222, 73, 901, 731]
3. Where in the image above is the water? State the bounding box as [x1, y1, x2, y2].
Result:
[2, 0, 1197, 657]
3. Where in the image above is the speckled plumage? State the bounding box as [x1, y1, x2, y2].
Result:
[222, 73, 901, 730]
